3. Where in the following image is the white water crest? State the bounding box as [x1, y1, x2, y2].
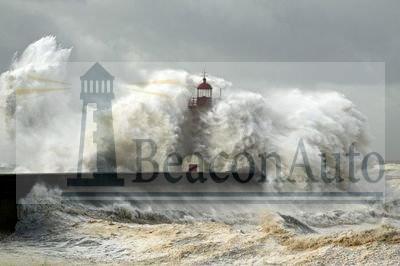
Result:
[0, 36, 371, 177]
[204, 89, 370, 177]
[0, 36, 74, 172]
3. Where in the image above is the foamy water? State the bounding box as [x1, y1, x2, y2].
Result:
[0, 169, 398, 265]
[0, 36, 371, 177]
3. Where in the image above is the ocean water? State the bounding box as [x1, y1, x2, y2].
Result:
[0, 164, 398, 265]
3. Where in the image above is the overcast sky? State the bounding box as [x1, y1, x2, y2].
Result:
[0, 0, 399, 160]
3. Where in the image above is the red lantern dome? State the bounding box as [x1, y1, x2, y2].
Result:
[197, 77, 212, 90]
[188, 72, 213, 108]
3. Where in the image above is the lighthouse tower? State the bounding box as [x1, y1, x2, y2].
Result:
[69, 63, 123, 186]
[182, 71, 215, 172]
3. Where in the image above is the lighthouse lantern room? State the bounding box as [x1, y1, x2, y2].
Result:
[188, 71, 213, 108]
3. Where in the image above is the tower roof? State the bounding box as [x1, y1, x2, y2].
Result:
[197, 81, 212, 90]
[81, 62, 114, 80]
[197, 72, 212, 90]
[197, 69, 212, 90]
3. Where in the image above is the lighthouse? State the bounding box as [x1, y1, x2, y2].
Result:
[188, 71, 213, 109]
[182, 71, 217, 173]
